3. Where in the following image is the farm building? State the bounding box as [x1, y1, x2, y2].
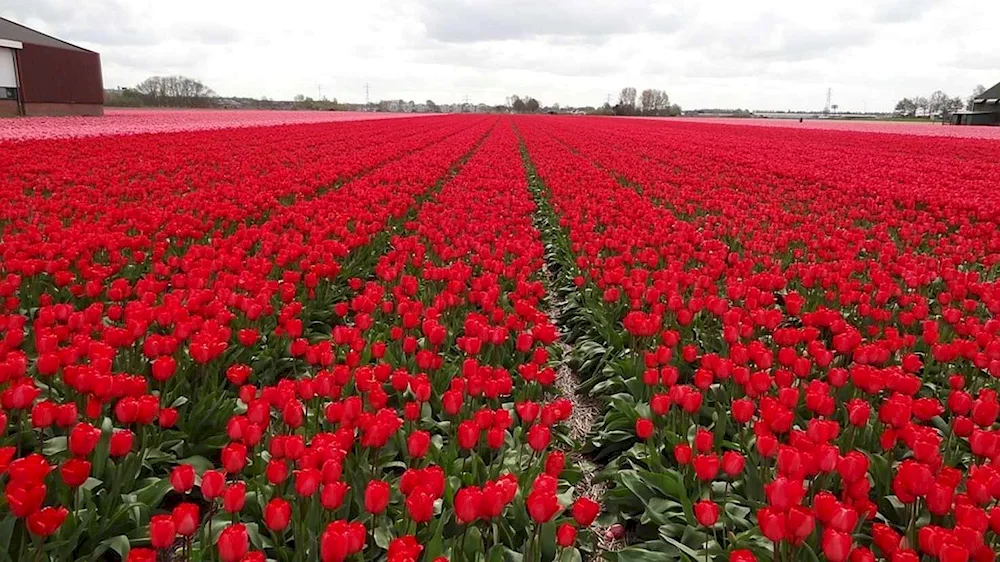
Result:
[951, 81, 1000, 126]
[0, 17, 104, 117]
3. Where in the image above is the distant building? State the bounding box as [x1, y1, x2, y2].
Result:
[1, 17, 104, 117]
[951, 81, 1000, 126]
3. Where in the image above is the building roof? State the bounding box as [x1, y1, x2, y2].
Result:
[973, 81, 1000, 104]
[0, 17, 93, 53]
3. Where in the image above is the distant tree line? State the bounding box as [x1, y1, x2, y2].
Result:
[613, 87, 681, 117]
[508, 95, 541, 113]
[893, 88, 973, 119]
[105, 75, 217, 108]
[292, 94, 340, 111]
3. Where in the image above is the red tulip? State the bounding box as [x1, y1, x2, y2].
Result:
[294, 468, 321, 497]
[218, 524, 249, 562]
[527, 424, 551, 451]
[821, 528, 853, 562]
[201, 469, 226, 500]
[221, 442, 248, 474]
[365, 480, 390, 514]
[60, 458, 91, 488]
[150, 514, 177, 549]
[26, 506, 68, 537]
[692, 454, 719, 481]
[109, 430, 134, 457]
[556, 523, 577, 547]
[527, 490, 560, 523]
[729, 550, 757, 562]
[127, 549, 157, 562]
[635, 418, 654, 440]
[758, 507, 787, 543]
[170, 464, 196, 493]
[407, 430, 431, 458]
[572, 497, 601, 526]
[405, 488, 435, 523]
[455, 487, 482, 523]
[264, 498, 292, 531]
[722, 451, 745, 476]
[6, 482, 46, 517]
[172, 503, 200, 536]
[223, 482, 247, 513]
[69, 422, 101, 457]
[321, 481, 350, 510]
[694, 500, 719, 527]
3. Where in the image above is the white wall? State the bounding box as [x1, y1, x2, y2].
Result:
[0, 48, 17, 88]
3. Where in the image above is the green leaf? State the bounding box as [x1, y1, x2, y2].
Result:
[178, 455, 215, 473]
[607, 546, 680, 562]
[374, 526, 393, 549]
[42, 436, 68, 456]
[0, 514, 16, 553]
[134, 478, 173, 510]
[464, 526, 483, 561]
[558, 547, 583, 562]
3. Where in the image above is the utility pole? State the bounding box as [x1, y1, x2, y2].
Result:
[365, 83, 370, 108]
[318, 84, 322, 99]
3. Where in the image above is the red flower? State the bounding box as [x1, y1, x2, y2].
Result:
[172, 503, 200, 536]
[69, 422, 101, 457]
[405, 488, 435, 523]
[127, 549, 157, 562]
[387, 535, 423, 562]
[223, 482, 247, 513]
[692, 454, 719, 482]
[321, 481, 351, 511]
[60, 458, 91, 488]
[556, 523, 577, 547]
[527, 424, 551, 451]
[109, 430, 134, 457]
[150, 514, 177, 549]
[407, 430, 431, 458]
[572, 497, 601, 526]
[218, 524, 249, 562]
[821, 528, 853, 562]
[6, 482, 46, 517]
[729, 550, 758, 562]
[26, 506, 68, 537]
[527, 490, 560, 523]
[635, 418, 654, 440]
[201, 470, 226, 500]
[365, 480, 391, 514]
[455, 487, 482, 523]
[694, 500, 719, 527]
[221, 442, 248, 474]
[170, 464, 196, 493]
[294, 468, 321, 497]
[264, 498, 292, 531]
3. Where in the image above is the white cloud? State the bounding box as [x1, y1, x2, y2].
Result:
[1, 0, 996, 111]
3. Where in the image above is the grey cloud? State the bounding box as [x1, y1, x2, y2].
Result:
[873, 0, 940, 23]
[419, 0, 683, 44]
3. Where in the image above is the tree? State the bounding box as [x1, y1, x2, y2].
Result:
[618, 87, 637, 114]
[967, 84, 986, 110]
[525, 97, 540, 112]
[893, 98, 916, 117]
[426, 100, 440, 113]
[512, 97, 526, 113]
[133, 75, 215, 107]
[928, 90, 949, 117]
[942, 96, 964, 118]
[913, 96, 930, 117]
[640, 89, 656, 115]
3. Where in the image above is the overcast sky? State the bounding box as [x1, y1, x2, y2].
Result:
[3, 0, 997, 111]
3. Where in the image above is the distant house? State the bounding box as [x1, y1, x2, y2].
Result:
[951, 81, 1000, 126]
[0, 17, 103, 117]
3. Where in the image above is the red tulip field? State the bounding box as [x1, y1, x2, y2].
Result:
[1, 113, 1000, 562]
